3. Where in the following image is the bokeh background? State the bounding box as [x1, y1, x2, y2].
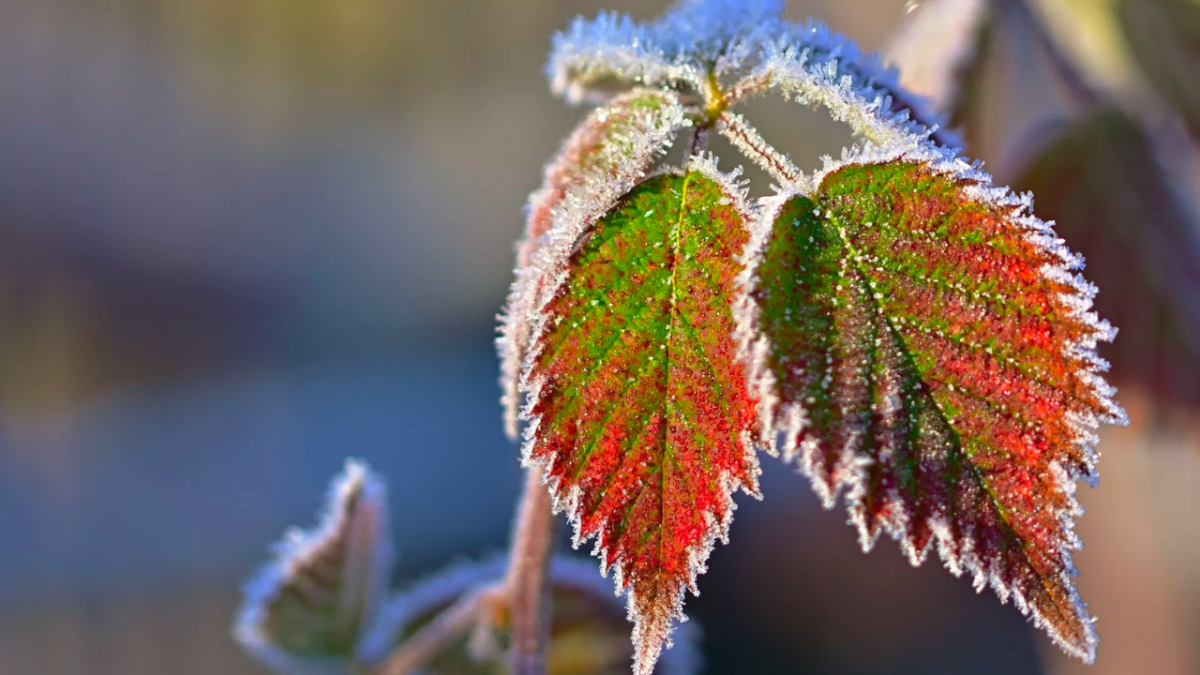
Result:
[0, 0, 1196, 673]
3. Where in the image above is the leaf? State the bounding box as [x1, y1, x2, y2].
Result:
[521, 159, 759, 675]
[740, 151, 1125, 662]
[236, 459, 394, 674]
[1015, 108, 1200, 417]
[498, 89, 685, 438]
[884, 0, 991, 129]
[1118, 0, 1200, 142]
[362, 557, 701, 675]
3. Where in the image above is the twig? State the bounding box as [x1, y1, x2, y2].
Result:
[505, 466, 556, 675]
[374, 584, 504, 675]
[717, 111, 810, 190]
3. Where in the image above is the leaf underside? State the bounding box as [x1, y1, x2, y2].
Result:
[748, 159, 1121, 660]
[524, 169, 758, 675]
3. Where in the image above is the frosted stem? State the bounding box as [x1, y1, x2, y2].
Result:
[506, 466, 556, 675]
[374, 584, 504, 675]
[718, 111, 810, 190]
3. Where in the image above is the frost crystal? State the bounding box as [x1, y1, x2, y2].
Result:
[739, 148, 1125, 661]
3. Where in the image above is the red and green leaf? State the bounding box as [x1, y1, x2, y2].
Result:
[522, 161, 759, 675]
[741, 153, 1125, 661]
[498, 89, 685, 438]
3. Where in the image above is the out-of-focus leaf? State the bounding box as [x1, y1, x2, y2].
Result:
[1016, 108, 1200, 417]
[521, 159, 759, 675]
[235, 459, 394, 674]
[741, 151, 1125, 661]
[363, 557, 701, 675]
[1118, 0, 1200, 141]
[885, 0, 991, 127]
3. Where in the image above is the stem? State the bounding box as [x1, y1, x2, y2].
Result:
[688, 122, 712, 158]
[505, 466, 556, 675]
[718, 111, 809, 190]
[374, 585, 504, 675]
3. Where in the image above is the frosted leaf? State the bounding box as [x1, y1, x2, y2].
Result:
[885, 0, 991, 118]
[738, 150, 1126, 663]
[547, 0, 786, 105]
[549, 1, 959, 155]
[361, 556, 701, 675]
[749, 19, 962, 152]
[235, 459, 394, 674]
[498, 88, 685, 439]
[521, 158, 758, 675]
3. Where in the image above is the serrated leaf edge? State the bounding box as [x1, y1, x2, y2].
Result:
[519, 154, 757, 675]
[735, 141, 1128, 662]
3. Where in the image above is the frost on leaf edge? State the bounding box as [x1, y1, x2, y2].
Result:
[735, 140, 1127, 663]
[519, 154, 759, 675]
[234, 459, 395, 674]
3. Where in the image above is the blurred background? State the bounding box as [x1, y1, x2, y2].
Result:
[0, 0, 1196, 673]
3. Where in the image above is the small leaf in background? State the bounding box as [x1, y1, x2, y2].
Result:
[362, 557, 701, 675]
[741, 152, 1125, 661]
[1016, 108, 1200, 422]
[1119, 0, 1200, 142]
[498, 88, 685, 439]
[235, 459, 394, 674]
[522, 159, 759, 675]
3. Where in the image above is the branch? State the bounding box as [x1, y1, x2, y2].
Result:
[374, 584, 505, 675]
[505, 466, 556, 675]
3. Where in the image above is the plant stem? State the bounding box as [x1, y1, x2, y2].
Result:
[717, 111, 809, 190]
[505, 466, 556, 675]
[374, 585, 503, 675]
[688, 122, 712, 158]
